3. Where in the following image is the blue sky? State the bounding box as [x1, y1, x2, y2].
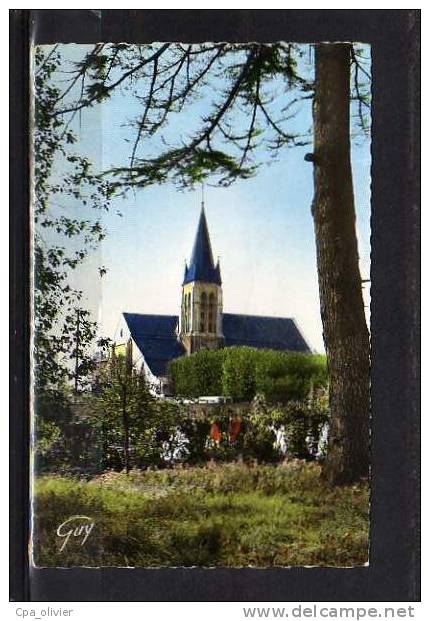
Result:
[43, 44, 371, 353]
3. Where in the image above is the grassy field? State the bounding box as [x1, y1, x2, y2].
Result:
[32, 461, 369, 567]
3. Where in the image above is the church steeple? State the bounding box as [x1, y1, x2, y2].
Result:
[179, 201, 224, 355]
[183, 206, 221, 286]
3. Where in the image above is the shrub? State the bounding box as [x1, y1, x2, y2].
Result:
[221, 347, 258, 401]
[169, 348, 225, 397]
[35, 392, 329, 474]
[255, 351, 327, 403]
[34, 392, 104, 475]
[170, 346, 328, 404]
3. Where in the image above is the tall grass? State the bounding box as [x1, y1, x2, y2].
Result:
[33, 461, 368, 567]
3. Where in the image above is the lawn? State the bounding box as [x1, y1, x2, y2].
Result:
[32, 461, 369, 567]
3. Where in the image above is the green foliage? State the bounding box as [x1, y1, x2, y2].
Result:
[48, 43, 369, 190]
[91, 355, 202, 471]
[242, 394, 279, 462]
[33, 463, 369, 567]
[34, 392, 104, 475]
[169, 348, 225, 398]
[222, 347, 258, 400]
[255, 351, 327, 402]
[34, 47, 114, 395]
[35, 345, 328, 475]
[35, 375, 328, 474]
[35, 419, 62, 459]
[170, 347, 328, 403]
[95, 355, 157, 470]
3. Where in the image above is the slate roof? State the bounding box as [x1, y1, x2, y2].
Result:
[222, 313, 311, 353]
[183, 207, 221, 285]
[123, 313, 185, 377]
[123, 311, 311, 377]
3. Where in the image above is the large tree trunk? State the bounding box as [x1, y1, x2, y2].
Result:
[312, 43, 370, 485]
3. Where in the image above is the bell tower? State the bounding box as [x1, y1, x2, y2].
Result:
[179, 203, 224, 355]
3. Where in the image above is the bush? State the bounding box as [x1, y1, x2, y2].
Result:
[221, 347, 258, 400]
[255, 351, 327, 402]
[170, 346, 328, 403]
[36, 389, 329, 474]
[34, 392, 104, 475]
[169, 348, 225, 397]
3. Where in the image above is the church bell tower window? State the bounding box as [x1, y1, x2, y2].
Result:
[200, 292, 207, 333]
[208, 292, 215, 333]
[187, 292, 191, 332]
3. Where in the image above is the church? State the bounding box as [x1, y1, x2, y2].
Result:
[114, 204, 311, 394]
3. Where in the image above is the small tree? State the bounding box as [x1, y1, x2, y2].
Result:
[97, 354, 153, 473]
[97, 353, 187, 471]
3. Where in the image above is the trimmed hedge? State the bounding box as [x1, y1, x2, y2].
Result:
[168, 348, 224, 398]
[170, 346, 328, 403]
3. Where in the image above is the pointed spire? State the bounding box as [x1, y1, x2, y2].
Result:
[190, 206, 214, 269]
[182, 201, 222, 286]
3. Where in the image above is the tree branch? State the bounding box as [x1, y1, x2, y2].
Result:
[52, 43, 171, 118]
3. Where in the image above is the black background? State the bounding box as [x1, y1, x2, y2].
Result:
[10, 9, 420, 602]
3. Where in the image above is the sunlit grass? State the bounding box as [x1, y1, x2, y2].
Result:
[33, 461, 369, 567]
